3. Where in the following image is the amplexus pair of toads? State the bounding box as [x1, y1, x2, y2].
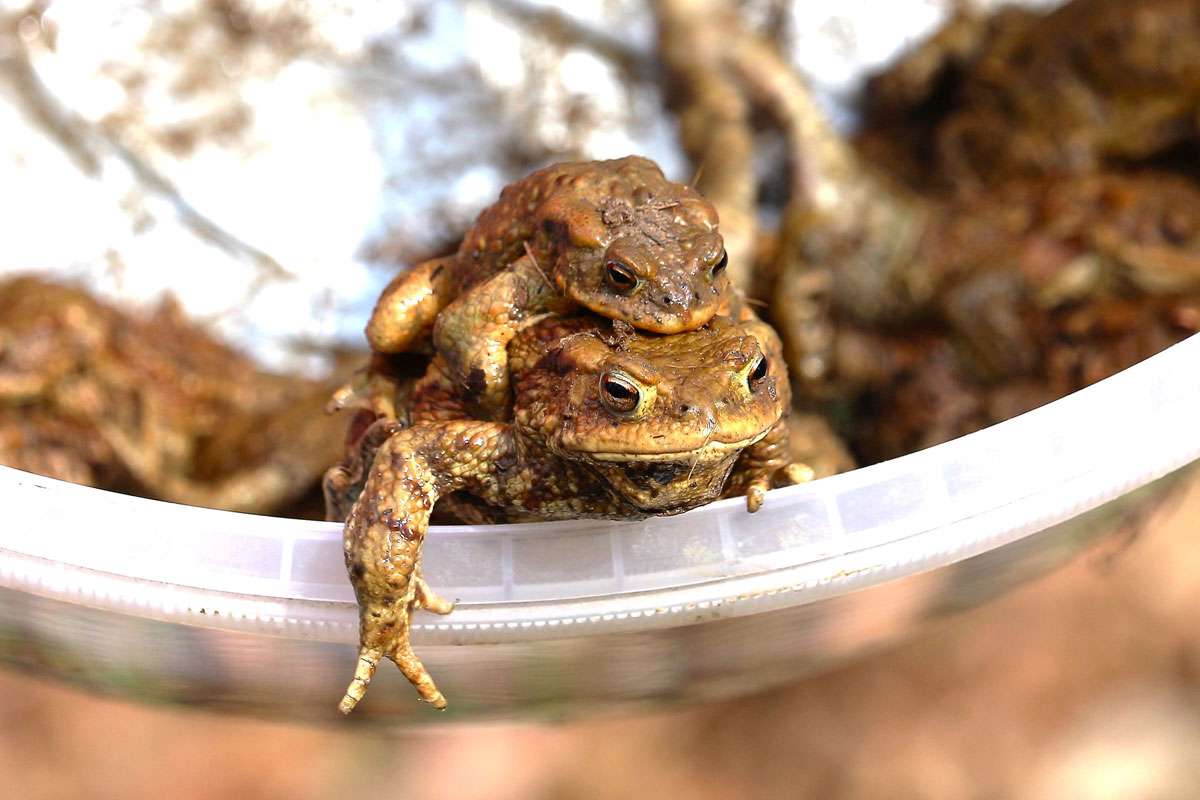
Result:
[327, 156, 811, 713]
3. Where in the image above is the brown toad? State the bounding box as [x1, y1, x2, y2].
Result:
[0, 276, 345, 514]
[329, 313, 809, 712]
[360, 156, 730, 417]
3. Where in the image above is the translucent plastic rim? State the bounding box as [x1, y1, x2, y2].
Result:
[1, 333, 1197, 647]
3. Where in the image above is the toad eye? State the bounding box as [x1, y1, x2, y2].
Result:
[747, 354, 768, 389]
[599, 371, 640, 414]
[709, 249, 728, 280]
[605, 260, 640, 294]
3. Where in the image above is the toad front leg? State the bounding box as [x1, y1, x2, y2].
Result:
[365, 256, 458, 354]
[727, 417, 814, 512]
[339, 420, 515, 713]
[432, 253, 558, 418]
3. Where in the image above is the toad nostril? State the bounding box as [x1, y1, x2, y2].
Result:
[679, 404, 692, 413]
[662, 295, 674, 306]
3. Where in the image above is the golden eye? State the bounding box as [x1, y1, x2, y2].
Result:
[747, 354, 768, 390]
[605, 260, 640, 293]
[599, 371, 640, 414]
[710, 249, 728, 280]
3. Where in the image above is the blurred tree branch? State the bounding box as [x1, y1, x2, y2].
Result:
[0, 7, 292, 289]
[487, 0, 656, 83]
[654, 0, 757, 293]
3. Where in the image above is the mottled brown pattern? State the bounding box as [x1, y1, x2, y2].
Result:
[363, 156, 730, 415]
[841, 291, 1200, 464]
[0, 276, 345, 514]
[332, 314, 809, 712]
[648, 0, 1200, 403]
[863, 0, 1200, 188]
[769, 161, 1200, 434]
[785, 170, 1200, 385]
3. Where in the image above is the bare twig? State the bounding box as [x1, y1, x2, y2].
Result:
[653, 0, 758, 295]
[0, 26, 99, 174]
[0, 16, 293, 292]
[486, 0, 657, 83]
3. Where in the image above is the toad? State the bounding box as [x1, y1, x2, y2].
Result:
[0, 276, 346, 514]
[329, 313, 810, 712]
[360, 156, 730, 417]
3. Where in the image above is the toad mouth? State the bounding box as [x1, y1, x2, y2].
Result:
[584, 429, 770, 462]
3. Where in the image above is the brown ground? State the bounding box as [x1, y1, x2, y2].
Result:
[2, 473, 1199, 800]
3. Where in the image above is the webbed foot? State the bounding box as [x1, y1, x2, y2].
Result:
[338, 639, 447, 714]
[339, 582, 449, 714]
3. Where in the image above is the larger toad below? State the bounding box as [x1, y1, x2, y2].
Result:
[330, 314, 809, 712]
[361, 156, 730, 417]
